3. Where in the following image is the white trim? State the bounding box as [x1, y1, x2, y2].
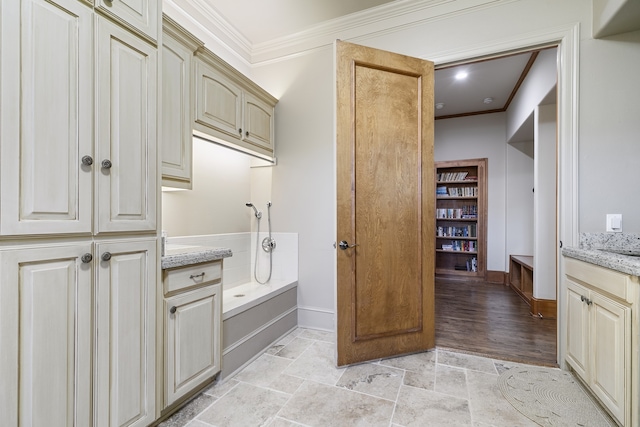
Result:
[297, 305, 335, 331]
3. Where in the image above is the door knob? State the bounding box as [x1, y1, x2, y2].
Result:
[81, 155, 93, 166]
[338, 240, 358, 250]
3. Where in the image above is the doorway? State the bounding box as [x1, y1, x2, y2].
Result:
[432, 48, 559, 364]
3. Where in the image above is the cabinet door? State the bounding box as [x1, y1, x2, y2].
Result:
[165, 284, 222, 406]
[243, 91, 275, 154]
[96, 17, 157, 234]
[565, 279, 589, 380]
[589, 292, 630, 425]
[95, 239, 156, 427]
[194, 58, 243, 141]
[95, 0, 158, 42]
[0, 0, 93, 236]
[162, 32, 193, 188]
[0, 244, 92, 426]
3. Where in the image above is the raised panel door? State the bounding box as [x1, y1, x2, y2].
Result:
[96, 16, 157, 234]
[243, 92, 274, 154]
[95, 239, 156, 427]
[565, 279, 589, 380]
[590, 292, 629, 425]
[161, 32, 193, 188]
[0, 0, 93, 236]
[194, 58, 243, 141]
[0, 244, 92, 426]
[96, 0, 158, 42]
[165, 284, 221, 406]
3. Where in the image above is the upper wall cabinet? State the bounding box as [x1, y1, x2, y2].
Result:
[0, 0, 94, 236]
[162, 15, 204, 189]
[96, 0, 159, 43]
[194, 48, 277, 159]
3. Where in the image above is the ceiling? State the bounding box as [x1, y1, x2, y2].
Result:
[192, 0, 550, 118]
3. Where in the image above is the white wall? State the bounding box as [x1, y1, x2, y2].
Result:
[506, 142, 534, 261]
[534, 104, 558, 300]
[434, 113, 507, 272]
[162, 139, 253, 236]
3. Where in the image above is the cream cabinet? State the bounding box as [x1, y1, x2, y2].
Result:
[0, 0, 94, 236]
[0, 244, 93, 427]
[96, 16, 157, 233]
[163, 261, 223, 408]
[96, 0, 159, 43]
[564, 257, 638, 426]
[194, 48, 277, 159]
[161, 16, 203, 189]
[95, 239, 157, 427]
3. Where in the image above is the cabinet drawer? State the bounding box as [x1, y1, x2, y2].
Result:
[565, 258, 632, 302]
[163, 261, 222, 295]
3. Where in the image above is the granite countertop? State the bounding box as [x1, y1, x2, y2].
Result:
[562, 233, 640, 276]
[161, 244, 232, 269]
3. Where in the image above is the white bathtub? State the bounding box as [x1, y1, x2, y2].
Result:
[222, 279, 297, 320]
[220, 279, 298, 379]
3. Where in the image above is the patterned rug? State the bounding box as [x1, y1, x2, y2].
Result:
[497, 366, 614, 426]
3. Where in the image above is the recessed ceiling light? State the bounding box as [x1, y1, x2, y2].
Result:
[435, 102, 445, 110]
[483, 97, 494, 104]
[455, 71, 468, 80]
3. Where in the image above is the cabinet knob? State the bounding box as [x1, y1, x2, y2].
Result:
[238, 128, 242, 135]
[81, 155, 93, 166]
[101, 252, 112, 261]
[245, 131, 249, 137]
[81, 253, 93, 263]
[169, 306, 177, 314]
[101, 159, 112, 169]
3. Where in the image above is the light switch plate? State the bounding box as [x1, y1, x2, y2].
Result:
[606, 214, 622, 232]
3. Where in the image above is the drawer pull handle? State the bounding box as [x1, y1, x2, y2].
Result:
[189, 272, 205, 279]
[169, 306, 177, 314]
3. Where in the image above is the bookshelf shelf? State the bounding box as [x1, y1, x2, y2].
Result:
[435, 158, 487, 279]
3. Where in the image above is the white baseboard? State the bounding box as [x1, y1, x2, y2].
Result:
[297, 305, 334, 331]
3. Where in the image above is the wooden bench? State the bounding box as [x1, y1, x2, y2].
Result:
[509, 255, 533, 306]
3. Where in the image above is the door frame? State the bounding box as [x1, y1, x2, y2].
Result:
[333, 23, 579, 367]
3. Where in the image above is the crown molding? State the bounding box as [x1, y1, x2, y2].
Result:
[167, 0, 520, 64]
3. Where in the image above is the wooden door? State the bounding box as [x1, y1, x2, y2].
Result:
[565, 279, 589, 379]
[165, 284, 222, 406]
[589, 292, 629, 424]
[336, 40, 435, 366]
[95, 0, 159, 42]
[0, 0, 93, 236]
[96, 16, 157, 234]
[95, 239, 156, 427]
[0, 243, 93, 426]
[194, 57, 244, 142]
[161, 25, 195, 188]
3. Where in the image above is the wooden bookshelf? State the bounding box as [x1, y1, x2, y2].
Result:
[435, 158, 487, 279]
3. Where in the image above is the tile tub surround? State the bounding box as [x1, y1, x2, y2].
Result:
[562, 233, 640, 276]
[161, 244, 232, 269]
[157, 327, 588, 427]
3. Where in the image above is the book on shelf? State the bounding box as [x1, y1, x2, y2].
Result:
[437, 171, 468, 182]
[436, 225, 477, 238]
[436, 205, 477, 219]
[444, 186, 478, 197]
[439, 240, 476, 252]
[436, 186, 448, 196]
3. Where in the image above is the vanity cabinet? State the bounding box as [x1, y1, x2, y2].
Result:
[161, 16, 203, 189]
[194, 48, 277, 159]
[564, 257, 638, 426]
[162, 261, 223, 408]
[95, 0, 159, 43]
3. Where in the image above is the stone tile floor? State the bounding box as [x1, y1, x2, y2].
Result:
[159, 327, 550, 427]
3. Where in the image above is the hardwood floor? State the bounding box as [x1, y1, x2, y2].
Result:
[435, 278, 558, 367]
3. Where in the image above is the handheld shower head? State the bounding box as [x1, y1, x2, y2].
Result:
[245, 202, 262, 219]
